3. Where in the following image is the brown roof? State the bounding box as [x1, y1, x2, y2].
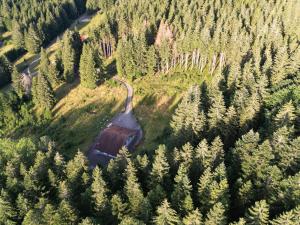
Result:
[94, 125, 137, 156]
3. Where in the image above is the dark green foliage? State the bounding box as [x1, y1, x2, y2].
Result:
[0, 0, 86, 50]
[116, 36, 152, 78]
[80, 43, 102, 89]
[0, 0, 299, 224]
[11, 67, 24, 97]
[25, 24, 44, 53]
[0, 91, 35, 136]
[62, 30, 82, 82]
[32, 73, 56, 110]
[0, 55, 12, 88]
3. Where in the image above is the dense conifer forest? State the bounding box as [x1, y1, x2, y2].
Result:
[0, 0, 300, 224]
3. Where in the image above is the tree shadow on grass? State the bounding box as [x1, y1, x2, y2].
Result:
[133, 93, 180, 155]
[44, 98, 123, 159]
[55, 79, 80, 102]
[104, 58, 117, 79]
[16, 54, 39, 71]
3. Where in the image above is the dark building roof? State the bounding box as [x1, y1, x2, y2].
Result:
[94, 125, 138, 156]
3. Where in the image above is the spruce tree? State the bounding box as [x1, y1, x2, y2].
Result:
[80, 44, 100, 89]
[147, 45, 157, 75]
[86, 0, 99, 13]
[39, 48, 50, 76]
[270, 205, 300, 225]
[62, 30, 82, 82]
[207, 89, 226, 136]
[107, 147, 131, 192]
[120, 216, 145, 225]
[0, 196, 16, 224]
[154, 199, 180, 225]
[48, 63, 61, 86]
[150, 145, 170, 188]
[274, 101, 296, 129]
[32, 73, 56, 109]
[271, 46, 289, 86]
[79, 217, 96, 225]
[229, 218, 247, 225]
[198, 163, 229, 214]
[182, 208, 203, 225]
[245, 200, 269, 225]
[12, 21, 24, 49]
[209, 137, 224, 169]
[25, 24, 43, 53]
[204, 202, 227, 225]
[171, 164, 193, 215]
[91, 166, 108, 214]
[195, 139, 210, 171]
[147, 184, 167, 211]
[57, 200, 78, 224]
[111, 194, 128, 221]
[11, 67, 23, 97]
[174, 143, 194, 171]
[124, 161, 148, 220]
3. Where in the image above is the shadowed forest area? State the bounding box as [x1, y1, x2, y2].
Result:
[0, 0, 300, 224]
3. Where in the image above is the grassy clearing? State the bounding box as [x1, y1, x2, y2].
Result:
[1, 11, 210, 157]
[42, 65, 208, 157]
[79, 13, 106, 35]
[45, 80, 126, 157]
[0, 32, 13, 55]
[131, 69, 209, 154]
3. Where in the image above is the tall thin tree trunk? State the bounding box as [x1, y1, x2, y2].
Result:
[200, 57, 207, 72]
[210, 55, 217, 75]
[185, 53, 189, 70]
[219, 52, 225, 76]
[196, 49, 200, 67]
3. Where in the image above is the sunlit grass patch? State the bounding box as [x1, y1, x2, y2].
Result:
[131, 69, 208, 154]
[46, 80, 126, 157]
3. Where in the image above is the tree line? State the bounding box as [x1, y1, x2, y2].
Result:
[0, 0, 86, 54]
[0, 0, 299, 224]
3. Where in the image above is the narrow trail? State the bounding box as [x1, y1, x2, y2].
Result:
[23, 13, 93, 76]
[112, 76, 133, 113]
